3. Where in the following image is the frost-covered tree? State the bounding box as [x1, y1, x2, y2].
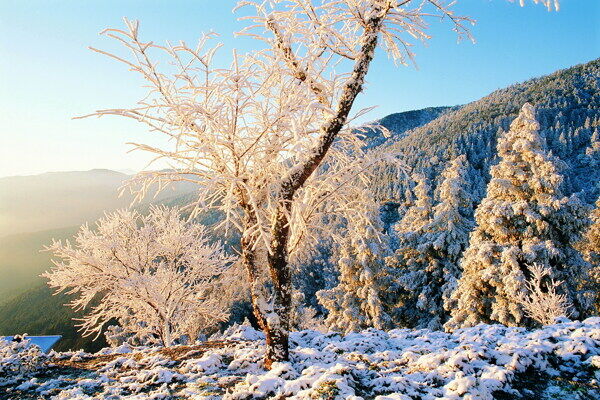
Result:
[579, 197, 600, 266]
[317, 213, 393, 333]
[517, 264, 572, 326]
[432, 155, 474, 312]
[386, 174, 433, 327]
[578, 196, 600, 310]
[389, 158, 473, 329]
[44, 207, 232, 346]
[80, 0, 559, 366]
[446, 104, 592, 330]
[293, 238, 337, 316]
[397, 174, 433, 237]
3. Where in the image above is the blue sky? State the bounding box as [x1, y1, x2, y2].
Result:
[0, 0, 598, 177]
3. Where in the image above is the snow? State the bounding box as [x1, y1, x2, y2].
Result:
[2, 318, 599, 399]
[1, 335, 61, 353]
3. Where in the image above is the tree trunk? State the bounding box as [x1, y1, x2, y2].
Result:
[240, 203, 293, 369]
[241, 227, 290, 368]
[264, 202, 293, 368]
[238, 4, 387, 369]
[240, 214, 269, 333]
[264, 320, 289, 368]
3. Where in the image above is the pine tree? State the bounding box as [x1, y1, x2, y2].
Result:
[390, 159, 474, 329]
[430, 156, 475, 316]
[446, 104, 592, 330]
[396, 174, 433, 237]
[578, 196, 600, 311]
[317, 216, 393, 334]
[585, 129, 600, 167]
[386, 174, 433, 328]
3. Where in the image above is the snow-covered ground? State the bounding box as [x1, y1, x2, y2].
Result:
[1, 318, 599, 399]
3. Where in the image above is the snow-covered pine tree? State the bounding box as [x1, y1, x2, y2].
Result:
[578, 196, 600, 311]
[446, 103, 592, 330]
[389, 159, 473, 329]
[427, 155, 474, 322]
[317, 214, 393, 334]
[386, 174, 434, 328]
[585, 129, 600, 167]
[397, 174, 434, 237]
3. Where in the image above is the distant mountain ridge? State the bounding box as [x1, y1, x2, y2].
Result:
[361, 106, 453, 149]
[0, 169, 196, 238]
[0, 169, 128, 236]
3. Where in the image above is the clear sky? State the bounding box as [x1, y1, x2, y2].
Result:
[0, 0, 598, 178]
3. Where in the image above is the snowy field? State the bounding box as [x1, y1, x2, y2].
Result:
[1, 318, 599, 400]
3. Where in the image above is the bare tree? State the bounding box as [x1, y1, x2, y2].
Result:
[79, 0, 558, 367]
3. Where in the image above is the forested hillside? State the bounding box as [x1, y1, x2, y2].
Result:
[372, 58, 600, 206]
[0, 284, 108, 352]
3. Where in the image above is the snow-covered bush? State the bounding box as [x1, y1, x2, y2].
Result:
[294, 306, 328, 333]
[104, 324, 130, 348]
[0, 336, 47, 384]
[44, 206, 233, 346]
[518, 264, 572, 326]
[291, 291, 328, 332]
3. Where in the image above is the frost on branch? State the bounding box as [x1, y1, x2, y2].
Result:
[43, 207, 232, 346]
[513, 0, 560, 12]
[446, 103, 593, 330]
[518, 264, 572, 326]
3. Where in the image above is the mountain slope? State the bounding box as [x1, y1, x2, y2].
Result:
[0, 226, 79, 302]
[0, 284, 107, 352]
[372, 58, 600, 205]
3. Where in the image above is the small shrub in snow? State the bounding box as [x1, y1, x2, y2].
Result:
[0, 336, 47, 385]
[312, 379, 341, 399]
[104, 324, 133, 347]
[518, 264, 573, 326]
